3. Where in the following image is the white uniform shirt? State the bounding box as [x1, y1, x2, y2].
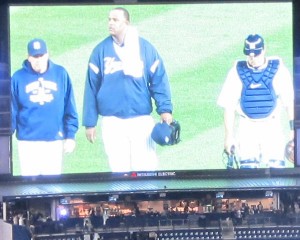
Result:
[217, 56, 294, 120]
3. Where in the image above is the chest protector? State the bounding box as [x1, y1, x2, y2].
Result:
[237, 59, 279, 119]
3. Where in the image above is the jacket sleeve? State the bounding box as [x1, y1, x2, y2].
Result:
[146, 43, 173, 115]
[63, 71, 79, 139]
[82, 47, 102, 127]
[11, 75, 18, 135]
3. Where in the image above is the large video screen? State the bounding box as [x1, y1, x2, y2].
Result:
[8, 1, 295, 177]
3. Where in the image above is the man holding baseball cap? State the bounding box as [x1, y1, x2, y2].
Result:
[82, 7, 173, 172]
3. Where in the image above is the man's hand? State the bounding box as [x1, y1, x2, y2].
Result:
[160, 112, 173, 124]
[86, 127, 97, 143]
[224, 135, 235, 155]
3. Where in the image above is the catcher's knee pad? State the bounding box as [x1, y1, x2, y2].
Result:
[268, 159, 285, 168]
[239, 158, 260, 168]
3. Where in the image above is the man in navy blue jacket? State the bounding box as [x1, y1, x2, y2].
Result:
[11, 38, 79, 176]
[82, 7, 173, 172]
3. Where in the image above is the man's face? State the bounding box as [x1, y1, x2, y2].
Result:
[28, 53, 49, 74]
[108, 9, 128, 38]
[247, 49, 266, 68]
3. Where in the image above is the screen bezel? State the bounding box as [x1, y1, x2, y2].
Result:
[1, 0, 300, 182]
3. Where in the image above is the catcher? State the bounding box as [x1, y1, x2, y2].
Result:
[218, 34, 294, 168]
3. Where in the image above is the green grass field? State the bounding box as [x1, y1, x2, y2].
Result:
[9, 2, 293, 175]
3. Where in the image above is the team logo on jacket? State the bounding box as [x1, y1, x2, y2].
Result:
[25, 77, 57, 105]
[104, 57, 122, 74]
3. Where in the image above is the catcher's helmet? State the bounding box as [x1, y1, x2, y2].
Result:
[151, 120, 181, 146]
[243, 34, 264, 56]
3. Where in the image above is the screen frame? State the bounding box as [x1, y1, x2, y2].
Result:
[0, 0, 300, 183]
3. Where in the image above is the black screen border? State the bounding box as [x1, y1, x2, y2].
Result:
[0, 0, 299, 183]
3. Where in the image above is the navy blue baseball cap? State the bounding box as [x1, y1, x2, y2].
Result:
[27, 38, 48, 57]
[151, 122, 173, 146]
[243, 34, 264, 56]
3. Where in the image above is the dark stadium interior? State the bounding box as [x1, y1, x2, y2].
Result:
[1, 0, 300, 240]
[4, 185, 300, 240]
